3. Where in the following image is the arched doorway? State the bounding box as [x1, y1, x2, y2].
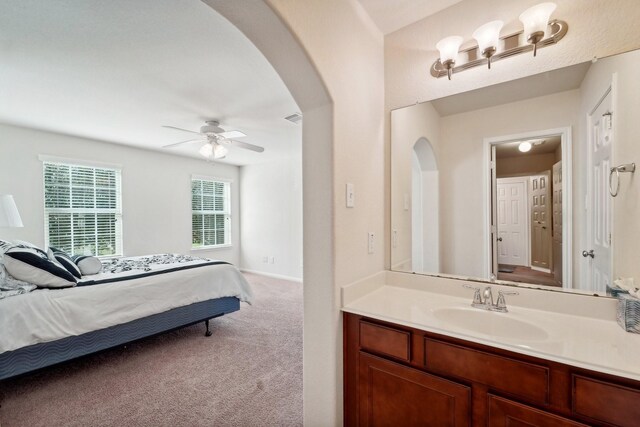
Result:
[412, 137, 439, 273]
[204, 1, 337, 423]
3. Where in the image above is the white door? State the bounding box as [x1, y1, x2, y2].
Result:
[530, 172, 552, 271]
[586, 89, 613, 293]
[496, 178, 528, 266]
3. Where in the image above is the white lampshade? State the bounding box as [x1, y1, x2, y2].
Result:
[518, 141, 532, 153]
[0, 195, 24, 228]
[436, 36, 464, 64]
[473, 20, 503, 55]
[213, 143, 229, 159]
[199, 143, 214, 158]
[519, 2, 556, 40]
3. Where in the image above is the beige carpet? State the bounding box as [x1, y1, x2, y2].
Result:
[0, 273, 303, 427]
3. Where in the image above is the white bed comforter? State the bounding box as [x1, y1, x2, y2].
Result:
[0, 256, 253, 354]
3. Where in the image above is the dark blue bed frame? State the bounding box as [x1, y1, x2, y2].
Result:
[0, 296, 240, 380]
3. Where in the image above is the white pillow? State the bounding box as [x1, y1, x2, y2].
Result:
[4, 247, 77, 289]
[72, 255, 103, 275]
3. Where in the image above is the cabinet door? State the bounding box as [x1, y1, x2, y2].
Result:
[488, 395, 587, 427]
[358, 352, 470, 427]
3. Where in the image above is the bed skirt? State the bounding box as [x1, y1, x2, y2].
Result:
[0, 296, 240, 380]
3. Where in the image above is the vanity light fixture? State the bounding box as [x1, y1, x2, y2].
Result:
[472, 20, 503, 69]
[431, 2, 566, 79]
[435, 36, 464, 80]
[520, 2, 557, 57]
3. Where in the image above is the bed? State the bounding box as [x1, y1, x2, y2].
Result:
[0, 254, 253, 380]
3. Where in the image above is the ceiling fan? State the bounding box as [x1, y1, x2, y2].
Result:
[162, 120, 264, 160]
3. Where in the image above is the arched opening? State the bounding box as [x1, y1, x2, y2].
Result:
[412, 137, 439, 273]
[204, 2, 337, 423]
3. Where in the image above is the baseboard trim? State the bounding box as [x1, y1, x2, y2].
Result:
[240, 269, 303, 283]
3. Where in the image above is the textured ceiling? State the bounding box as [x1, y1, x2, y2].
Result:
[0, 0, 300, 165]
[357, 0, 464, 34]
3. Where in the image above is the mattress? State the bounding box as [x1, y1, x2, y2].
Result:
[0, 255, 253, 354]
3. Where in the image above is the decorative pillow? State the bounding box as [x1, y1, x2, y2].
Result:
[0, 239, 37, 296]
[72, 255, 103, 275]
[4, 247, 77, 289]
[48, 248, 82, 279]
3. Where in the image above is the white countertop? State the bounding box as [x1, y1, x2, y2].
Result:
[342, 271, 640, 382]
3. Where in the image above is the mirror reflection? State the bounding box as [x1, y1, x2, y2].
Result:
[391, 48, 640, 295]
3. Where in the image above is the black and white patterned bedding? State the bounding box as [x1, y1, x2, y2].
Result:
[101, 253, 209, 274]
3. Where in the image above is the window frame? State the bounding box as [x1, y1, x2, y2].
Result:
[191, 175, 232, 250]
[41, 156, 123, 257]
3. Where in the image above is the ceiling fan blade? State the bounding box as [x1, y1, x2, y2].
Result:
[162, 138, 204, 148]
[162, 125, 201, 135]
[223, 139, 265, 153]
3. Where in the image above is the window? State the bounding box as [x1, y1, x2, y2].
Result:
[43, 161, 122, 256]
[191, 177, 230, 248]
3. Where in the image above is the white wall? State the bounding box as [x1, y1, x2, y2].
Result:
[0, 123, 240, 264]
[439, 89, 580, 278]
[263, 1, 385, 425]
[240, 156, 303, 281]
[391, 101, 441, 270]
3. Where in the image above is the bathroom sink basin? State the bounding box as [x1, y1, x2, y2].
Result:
[433, 307, 549, 341]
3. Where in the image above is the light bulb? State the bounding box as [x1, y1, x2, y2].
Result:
[472, 20, 503, 69]
[199, 143, 213, 158]
[519, 2, 556, 56]
[518, 141, 532, 153]
[213, 143, 229, 159]
[436, 36, 463, 80]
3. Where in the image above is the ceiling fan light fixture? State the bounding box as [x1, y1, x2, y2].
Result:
[199, 143, 214, 158]
[213, 142, 229, 159]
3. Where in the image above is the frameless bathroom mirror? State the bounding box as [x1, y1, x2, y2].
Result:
[391, 48, 640, 296]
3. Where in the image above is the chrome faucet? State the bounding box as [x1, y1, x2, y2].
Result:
[463, 285, 518, 313]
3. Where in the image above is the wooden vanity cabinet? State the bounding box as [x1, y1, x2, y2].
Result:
[344, 312, 640, 427]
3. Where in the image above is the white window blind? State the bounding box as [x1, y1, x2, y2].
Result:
[191, 178, 230, 248]
[43, 161, 122, 256]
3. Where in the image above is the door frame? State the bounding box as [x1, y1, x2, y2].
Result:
[496, 176, 530, 268]
[483, 127, 572, 288]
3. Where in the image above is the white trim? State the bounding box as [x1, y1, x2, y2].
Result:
[191, 244, 232, 251]
[531, 266, 552, 274]
[483, 127, 572, 289]
[38, 154, 122, 170]
[191, 174, 234, 183]
[240, 268, 303, 283]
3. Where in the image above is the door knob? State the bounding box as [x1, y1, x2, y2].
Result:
[497, 237, 503, 242]
[582, 250, 595, 258]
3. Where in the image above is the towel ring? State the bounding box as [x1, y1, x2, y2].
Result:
[609, 163, 636, 197]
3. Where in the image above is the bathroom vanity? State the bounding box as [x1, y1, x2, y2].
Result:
[342, 273, 640, 426]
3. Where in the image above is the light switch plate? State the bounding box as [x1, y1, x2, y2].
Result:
[368, 232, 375, 254]
[346, 183, 355, 208]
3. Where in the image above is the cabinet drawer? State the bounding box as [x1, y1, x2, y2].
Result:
[359, 321, 410, 361]
[572, 374, 640, 426]
[488, 394, 587, 426]
[425, 338, 549, 404]
[359, 352, 471, 427]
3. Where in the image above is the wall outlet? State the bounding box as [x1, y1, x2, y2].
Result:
[262, 256, 268, 263]
[346, 183, 355, 208]
[368, 232, 375, 254]
[392, 229, 398, 248]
